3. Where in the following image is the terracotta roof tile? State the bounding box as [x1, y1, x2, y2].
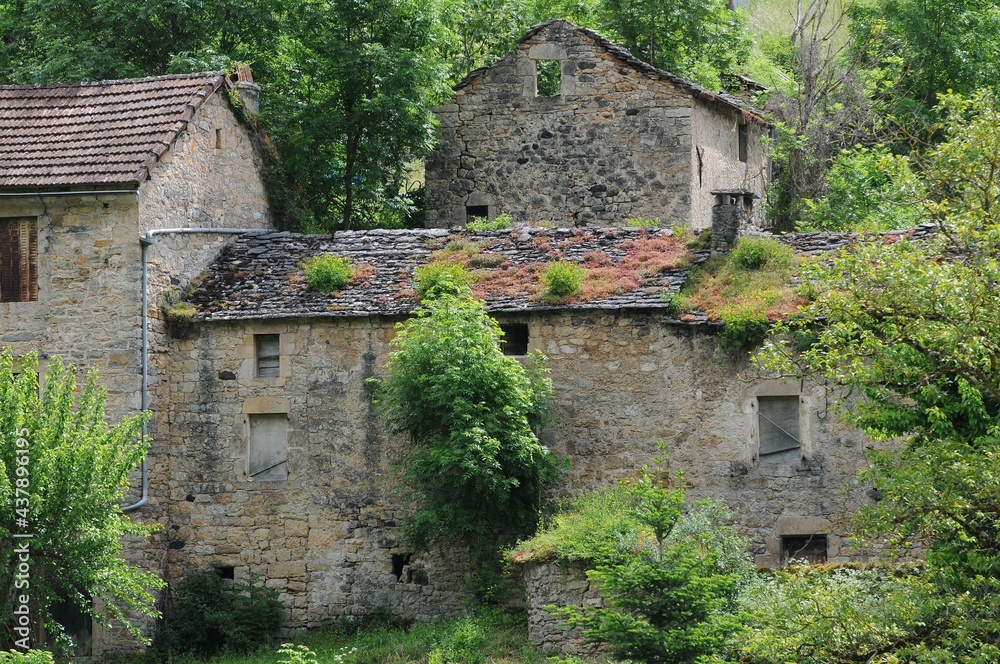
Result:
[0, 72, 227, 189]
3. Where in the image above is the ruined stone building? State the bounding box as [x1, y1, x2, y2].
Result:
[1, 27, 872, 661]
[424, 19, 770, 230]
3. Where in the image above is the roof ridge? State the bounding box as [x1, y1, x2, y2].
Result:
[0, 71, 225, 91]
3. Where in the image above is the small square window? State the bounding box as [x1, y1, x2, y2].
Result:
[466, 205, 489, 225]
[248, 413, 288, 481]
[536, 59, 562, 97]
[255, 334, 280, 378]
[758, 395, 801, 457]
[782, 535, 827, 564]
[499, 323, 529, 356]
[1, 218, 38, 302]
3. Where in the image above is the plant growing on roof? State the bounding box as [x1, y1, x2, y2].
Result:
[539, 261, 585, 300]
[303, 254, 354, 293]
[371, 294, 557, 601]
[413, 262, 474, 301]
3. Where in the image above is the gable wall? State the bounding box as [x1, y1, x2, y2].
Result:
[425, 22, 696, 229]
[155, 310, 879, 630]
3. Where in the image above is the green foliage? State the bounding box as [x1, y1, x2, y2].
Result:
[539, 261, 585, 300]
[433, 0, 531, 84]
[372, 295, 557, 572]
[598, 0, 751, 90]
[625, 217, 660, 228]
[549, 459, 751, 664]
[165, 301, 197, 323]
[303, 254, 354, 293]
[730, 236, 794, 271]
[717, 307, 770, 357]
[428, 617, 487, 664]
[798, 145, 924, 232]
[466, 212, 514, 231]
[413, 262, 475, 301]
[0, 651, 53, 664]
[753, 91, 1000, 661]
[276, 643, 319, 664]
[0, 351, 162, 653]
[152, 567, 283, 659]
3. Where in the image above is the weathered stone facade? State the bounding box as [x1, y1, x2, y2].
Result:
[0, 73, 273, 658]
[424, 20, 769, 230]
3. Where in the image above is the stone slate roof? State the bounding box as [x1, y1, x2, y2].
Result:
[455, 19, 770, 127]
[187, 226, 703, 322]
[0, 72, 227, 189]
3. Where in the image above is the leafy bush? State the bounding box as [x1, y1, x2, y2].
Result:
[303, 254, 354, 293]
[549, 458, 752, 663]
[152, 567, 283, 659]
[467, 212, 513, 231]
[718, 306, 771, 356]
[730, 236, 795, 271]
[413, 262, 474, 300]
[372, 295, 558, 597]
[540, 261, 585, 300]
[625, 217, 660, 228]
[428, 617, 488, 664]
[0, 651, 53, 664]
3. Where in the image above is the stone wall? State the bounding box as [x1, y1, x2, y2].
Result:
[424, 20, 768, 231]
[155, 308, 880, 636]
[522, 562, 604, 656]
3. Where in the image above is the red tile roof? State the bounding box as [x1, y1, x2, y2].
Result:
[0, 72, 227, 189]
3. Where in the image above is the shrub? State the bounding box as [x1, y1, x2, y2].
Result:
[730, 236, 794, 271]
[540, 261, 585, 299]
[277, 643, 320, 664]
[428, 617, 488, 664]
[0, 651, 53, 664]
[413, 262, 474, 300]
[165, 301, 196, 323]
[467, 212, 513, 231]
[303, 254, 354, 292]
[625, 217, 660, 228]
[718, 306, 770, 356]
[152, 567, 283, 659]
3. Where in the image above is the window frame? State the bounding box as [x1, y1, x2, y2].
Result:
[254, 333, 281, 378]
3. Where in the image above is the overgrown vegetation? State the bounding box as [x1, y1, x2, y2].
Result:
[413, 261, 474, 301]
[467, 212, 514, 231]
[0, 351, 162, 654]
[303, 254, 355, 293]
[151, 567, 283, 660]
[538, 261, 585, 300]
[371, 293, 558, 601]
[670, 236, 800, 355]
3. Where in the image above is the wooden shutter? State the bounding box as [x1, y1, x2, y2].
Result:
[1, 218, 38, 302]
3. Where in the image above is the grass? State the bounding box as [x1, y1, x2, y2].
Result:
[140, 610, 549, 664]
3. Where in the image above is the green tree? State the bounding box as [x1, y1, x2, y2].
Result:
[754, 91, 1000, 658]
[597, 0, 751, 90]
[263, 0, 447, 230]
[434, 0, 530, 84]
[0, 351, 163, 655]
[373, 294, 557, 578]
[552, 463, 748, 664]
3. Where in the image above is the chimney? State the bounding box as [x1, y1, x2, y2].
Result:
[710, 189, 755, 255]
[230, 62, 260, 117]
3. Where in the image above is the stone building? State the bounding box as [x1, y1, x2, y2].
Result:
[424, 19, 771, 230]
[0, 70, 274, 656]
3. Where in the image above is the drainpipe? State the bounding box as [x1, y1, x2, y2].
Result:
[124, 227, 272, 513]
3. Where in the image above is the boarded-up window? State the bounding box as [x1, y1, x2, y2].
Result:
[248, 413, 288, 481]
[0, 218, 38, 302]
[758, 395, 801, 457]
[782, 535, 827, 564]
[255, 334, 280, 378]
[499, 323, 529, 356]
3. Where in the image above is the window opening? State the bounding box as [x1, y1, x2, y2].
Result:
[536, 59, 562, 97]
[217, 565, 235, 580]
[391, 553, 412, 581]
[248, 413, 288, 481]
[738, 123, 749, 163]
[466, 205, 489, 225]
[782, 535, 827, 564]
[758, 395, 801, 456]
[0, 218, 38, 302]
[499, 323, 529, 356]
[215, 128, 223, 149]
[49, 591, 93, 657]
[255, 334, 280, 378]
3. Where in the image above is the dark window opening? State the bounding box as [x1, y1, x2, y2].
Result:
[738, 123, 749, 163]
[216, 565, 235, 580]
[391, 553, 412, 580]
[499, 323, 529, 356]
[215, 128, 223, 149]
[49, 591, 93, 657]
[466, 205, 489, 225]
[255, 334, 280, 378]
[1, 218, 38, 302]
[536, 59, 562, 97]
[758, 395, 801, 457]
[782, 535, 827, 565]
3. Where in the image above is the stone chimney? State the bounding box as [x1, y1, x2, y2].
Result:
[710, 190, 755, 255]
[230, 62, 260, 117]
